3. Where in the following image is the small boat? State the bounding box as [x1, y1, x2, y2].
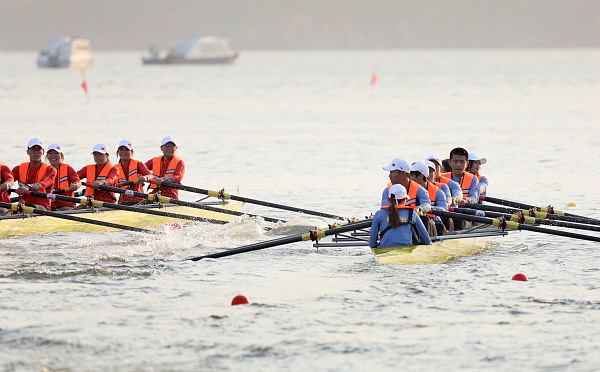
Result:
[314, 225, 508, 264]
[0, 201, 243, 238]
[142, 36, 238, 65]
[36, 36, 93, 69]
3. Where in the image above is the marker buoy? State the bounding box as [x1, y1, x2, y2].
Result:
[566, 202, 577, 207]
[231, 295, 249, 306]
[512, 273, 528, 281]
[169, 223, 183, 230]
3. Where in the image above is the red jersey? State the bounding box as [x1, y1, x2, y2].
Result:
[52, 163, 81, 209]
[145, 156, 185, 200]
[12, 162, 57, 210]
[77, 163, 120, 203]
[1, 164, 14, 204]
[115, 159, 151, 203]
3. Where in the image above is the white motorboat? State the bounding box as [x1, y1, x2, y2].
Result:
[36, 36, 93, 69]
[142, 36, 238, 65]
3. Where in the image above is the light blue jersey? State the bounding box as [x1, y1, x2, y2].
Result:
[369, 208, 432, 248]
[478, 175, 489, 197]
[438, 182, 452, 207]
[449, 173, 479, 204]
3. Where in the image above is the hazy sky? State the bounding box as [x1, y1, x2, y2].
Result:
[1, 0, 599, 50]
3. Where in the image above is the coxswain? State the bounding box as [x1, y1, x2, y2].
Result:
[0, 159, 15, 215]
[410, 161, 448, 236]
[370, 184, 431, 248]
[77, 144, 120, 204]
[145, 136, 185, 200]
[46, 143, 81, 211]
[467, 152, 489, 200]
[12, 138, 57, 211]
[380, 158, 431, 214]
[114, 139, 152, 205]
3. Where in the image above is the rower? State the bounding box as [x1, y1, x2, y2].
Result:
[410, 160, 448, 236]
[440, 147, 480, 229]
[426, 154, 461, 205]
[426, 160, 454, 232]
[77, 143, 120, 204]
[114, 139, 152, 205]
[12, 138, 57, 211]
[145, 136, 185, 200]
[0, 159, 14, 215]
[381, 158, 431, 215]
[467, 152, 489, 201]
[370, 184, 431, 249]
[46, 143, 81, 211]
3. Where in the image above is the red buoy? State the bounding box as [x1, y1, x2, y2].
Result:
[512, 273, 528, 281]
[169, 223, 183, 230]
[231, 295, 250, 306]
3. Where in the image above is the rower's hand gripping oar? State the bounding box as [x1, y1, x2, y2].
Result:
[480, 195, 600, 223]
[121, 179, 350, 221]
[0, 201, 161, 235]
[187, 219, 372, 261]
[25, 190, 229, 225]
[84, 182, 284, 224]
[431, 209, 600, 243]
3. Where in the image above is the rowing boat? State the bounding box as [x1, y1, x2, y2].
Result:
[314, 225, 508, 264]
[0, 201, 243, 237]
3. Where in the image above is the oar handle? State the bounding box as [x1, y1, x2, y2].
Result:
[480, 195, 600, 222]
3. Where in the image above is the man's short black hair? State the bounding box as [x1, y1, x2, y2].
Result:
[449, 147, 468, 160]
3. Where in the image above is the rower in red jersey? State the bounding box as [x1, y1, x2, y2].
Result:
[12, 138, 57, 211]
[77, 143, 120, 204]
[145, 136, 185, 200]
[0, 159, 15, 215]
[46, 143, 81, 211]
[114, 139, 152, 205]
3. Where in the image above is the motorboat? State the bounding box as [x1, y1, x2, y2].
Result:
[36, 36, 93, 69]
[142, 36, 238, 65]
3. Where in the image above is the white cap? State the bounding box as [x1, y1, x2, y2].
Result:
[425, 160, 435, 170]
[161, 136, 177, 146]
[425, 154, 442, 166]
[47, 143, 62, 153]
[411, 161, 430, 178]
[468, 152, 487, 164]
[118, 139, 133, 150]
[382, 158, 411, 172]
[92, 143, 109, 154]
[27, 138, 44, 149]
[388, 184, 408, 201]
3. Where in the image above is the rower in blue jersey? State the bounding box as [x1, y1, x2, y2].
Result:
[440, 147, 479, 206]
[467, 152, 488, 202]
[426, 159, 456, 232]
[370, 184, 432, 248]
[410, 161, 447, 236]
[426, 154, 461, 205]
[380, 157, 431, 214]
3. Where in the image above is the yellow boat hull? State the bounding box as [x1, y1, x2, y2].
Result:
[0, 202, 243, 237]
[371, 237, 497, 264]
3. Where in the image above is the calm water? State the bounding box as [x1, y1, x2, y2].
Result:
[0, 49, 599, 371]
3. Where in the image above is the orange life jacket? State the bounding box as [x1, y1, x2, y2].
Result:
[55, 163, 70, 190]
[474, 174, 482, 182]
[441, 171, 474, 198]
[386, 181, 420, 209]
[18, 162, 50, 188]
[438, 175, 451, 185]
[115, 159, 139, 184]
[85, 163, 114, 197]
[150, 156, 182, 189]
[425, 182, 439, 218]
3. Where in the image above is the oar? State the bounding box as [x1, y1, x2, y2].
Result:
[129, 179, 350, 221]
[187, 219, 372, 261]
[85, 183, 283, 224]
[431, 209, 600, 243]
[480, 195, 599, 222]
[24, 190, 228, 225]
[463, 202, 600, 227]
[0, 201, 160, 235]
[450, 207, 600, 233]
